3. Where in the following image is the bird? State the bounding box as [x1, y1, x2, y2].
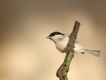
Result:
[46, 31, 101, 57]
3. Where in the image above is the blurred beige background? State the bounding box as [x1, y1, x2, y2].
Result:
[0, 0, 106, 80]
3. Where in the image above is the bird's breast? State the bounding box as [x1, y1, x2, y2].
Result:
[55, 37, 69, 52]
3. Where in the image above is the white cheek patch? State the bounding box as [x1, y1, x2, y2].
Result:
[51, 35, 62, 41]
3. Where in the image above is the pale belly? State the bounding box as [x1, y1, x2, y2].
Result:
[56, 42, 68, 52]
[56, 40, 84, 53]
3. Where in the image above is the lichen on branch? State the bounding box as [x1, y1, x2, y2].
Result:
[56, 21, 80, 80]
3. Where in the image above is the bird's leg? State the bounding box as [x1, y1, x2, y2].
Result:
[81, 52, 85, 54]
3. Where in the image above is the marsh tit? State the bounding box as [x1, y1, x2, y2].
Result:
[47, 31, 101, 57]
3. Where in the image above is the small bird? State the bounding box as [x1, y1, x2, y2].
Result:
[46, 31, 101, 57]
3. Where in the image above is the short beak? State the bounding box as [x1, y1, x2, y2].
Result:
[46, 36, 50, 39]
[46, 36, 53, 40]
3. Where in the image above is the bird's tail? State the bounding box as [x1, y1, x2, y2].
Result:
[83, 48, 101, 57]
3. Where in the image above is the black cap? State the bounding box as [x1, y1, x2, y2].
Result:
[48, 31, 64, 37]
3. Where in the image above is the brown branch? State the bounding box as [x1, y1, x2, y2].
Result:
[56, 21, 80, 80]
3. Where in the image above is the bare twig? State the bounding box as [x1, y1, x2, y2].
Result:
[56, 21, 80, 80]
